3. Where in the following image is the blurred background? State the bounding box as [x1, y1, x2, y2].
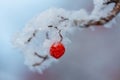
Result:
[0, 0, 120, 80]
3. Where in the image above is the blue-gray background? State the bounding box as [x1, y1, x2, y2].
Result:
[1, 0, 120, 80]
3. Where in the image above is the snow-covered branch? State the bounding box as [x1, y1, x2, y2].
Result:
[13, 0, 120, 73]
[74, 0, 120, 27]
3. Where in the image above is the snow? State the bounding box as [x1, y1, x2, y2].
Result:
[12, 0, 120, 73]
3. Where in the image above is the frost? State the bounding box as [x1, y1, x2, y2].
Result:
[13, 8, 88, 73]
[13, 0, 120, 73]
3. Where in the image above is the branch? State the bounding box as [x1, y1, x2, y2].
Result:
[74, 0, 120, 27]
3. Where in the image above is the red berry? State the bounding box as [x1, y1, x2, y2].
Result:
[50, 42, 65, 59]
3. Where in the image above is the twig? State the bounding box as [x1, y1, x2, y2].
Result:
[54, 27, 63, 42]
[25, 30, 38, 44]
[46, 31, 50, 39]
[58, 16, 69, 23]
[32, 52, 49, 67]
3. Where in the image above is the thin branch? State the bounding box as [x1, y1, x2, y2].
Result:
[58, 16, 69, 23]
[33, 52, 49, 67]
[25, 30, 38, 44]
[34, 52, 48, 59]
[46, 31, 50, 39]
[58, 30, 63, 42]
[54, 27, 63, 42]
